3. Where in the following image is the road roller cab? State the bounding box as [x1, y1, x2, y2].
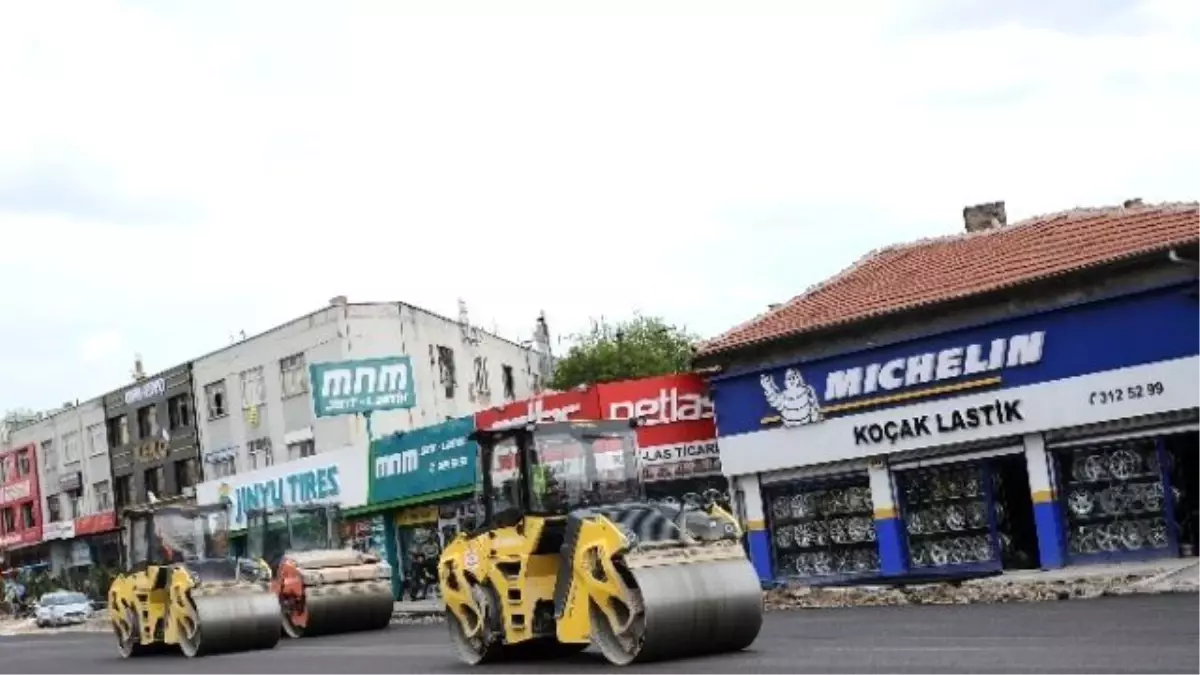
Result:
[245, 504, 393, 639]
[439, 419, 764, 666]
[107, 499, 281, 658]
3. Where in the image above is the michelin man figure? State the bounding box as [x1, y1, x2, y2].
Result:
[761, 369, 823, 427]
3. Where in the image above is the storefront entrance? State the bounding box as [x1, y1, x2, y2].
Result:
[1165, 432, 1199, 556]
[896, 453, 1039, 575]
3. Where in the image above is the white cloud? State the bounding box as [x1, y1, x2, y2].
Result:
[0, 0, 1195, 411]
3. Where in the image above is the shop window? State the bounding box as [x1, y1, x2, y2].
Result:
[1163, 432, 1199, 556]
[47, 495, 62, 522]
[1056, 439, 1173, 560]
[899, 464, 999, 569]
[168, 394, 192, 430]
[20, 502, 35, 528]
[764, 476, 878, 579]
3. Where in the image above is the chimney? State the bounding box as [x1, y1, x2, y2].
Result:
[768, 303, 782, 311]
[1123, 198, 1144, 208]
[329, 295, 348, 307]
[962, 201, 1007, 233]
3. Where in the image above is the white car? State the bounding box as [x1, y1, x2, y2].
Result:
[35, 591, 93, 628]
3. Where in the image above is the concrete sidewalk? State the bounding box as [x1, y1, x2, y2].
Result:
[393, 599, 444, 616]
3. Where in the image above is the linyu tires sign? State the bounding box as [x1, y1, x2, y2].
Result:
[309, 356, 417, 417]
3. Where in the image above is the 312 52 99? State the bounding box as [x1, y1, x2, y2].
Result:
[1089, 381, 1166, 405]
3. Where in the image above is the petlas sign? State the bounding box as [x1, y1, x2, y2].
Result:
[712, 285, 1200, 439]
[195, 445, 368, 530]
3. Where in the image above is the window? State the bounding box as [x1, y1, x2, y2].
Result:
[66, 490, 82, 519]
[174, 457, 200, 491]
[16, 449, 31, 477]
[437, 346, 457, 398]
[143, 466, 164, 500]
[47, 495, 62, 522]
[86, 423, 106, 456]
[240, 367, 266, 408]
[94, 480, 112, 512]
[280, 353, 309, 398]
[502, 365, 515, 401]
[248, 438, 274, 470]
[288, 440, 316, 461]
[41, 440, 56, 468]
[106, 415, 129, 447]
[168, 394, 192, 430]
[210, 457, 237, 479]
[205, 380, 228, 419]
[114, 475, 132, 513]
[473, 356, 491, 398]
[136, 404, 159, 440]
[62, 431, 81, 464]
[1, 507, 14, 533]
[20, 502, 35, 528]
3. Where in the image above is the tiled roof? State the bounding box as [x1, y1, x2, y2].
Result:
[697, 201, 1199, 358]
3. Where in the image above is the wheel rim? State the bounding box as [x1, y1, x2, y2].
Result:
[281, 605, 304, 639]
[589, 600, 645, 666]
[176, 607, 201, 657]
[446, 610, 490, 665]
[114, 609, 137, 658]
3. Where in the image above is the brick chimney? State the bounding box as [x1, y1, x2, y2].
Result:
[963, 201, 1007, 233]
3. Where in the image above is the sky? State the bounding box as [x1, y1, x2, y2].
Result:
[0, 0, 1197, 414]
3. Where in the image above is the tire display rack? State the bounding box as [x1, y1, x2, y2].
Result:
[764, 474, 880, 583]
[896, 462, 1006, 574]
[1053, 437, 1180, 564]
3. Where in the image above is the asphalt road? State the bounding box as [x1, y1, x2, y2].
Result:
[0, 594, 1195, 674]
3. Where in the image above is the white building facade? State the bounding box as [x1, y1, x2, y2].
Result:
[5, 399, 121, 575]
[192, 298, 549, 488]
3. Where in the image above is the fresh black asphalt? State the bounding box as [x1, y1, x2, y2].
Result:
[0, 594, 1195, 674]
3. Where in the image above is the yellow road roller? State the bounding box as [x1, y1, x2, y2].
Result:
[439, 419, 763, 666]
[245, 503, 394, 639]
[107, 499, 281, 658]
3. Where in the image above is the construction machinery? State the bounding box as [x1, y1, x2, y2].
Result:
[107, 500, 280, 658]
[439, 419, 763, 666]
[245, 503, 394, 639]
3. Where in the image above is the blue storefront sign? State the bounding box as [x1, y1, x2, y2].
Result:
[369, 416, 478, 506]
[309, 356, 417, 418]
[711, 284, 1199, 438]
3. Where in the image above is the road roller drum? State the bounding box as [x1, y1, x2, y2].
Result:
[247, 505, 394, 639]
[174, 582, 283, 657]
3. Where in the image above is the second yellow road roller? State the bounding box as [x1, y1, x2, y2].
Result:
[439, 419, 763, 666]
[245, 503, 394, 638]
[107, 499, 281, 658]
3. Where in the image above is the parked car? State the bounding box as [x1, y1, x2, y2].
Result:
[34, 591, 92, 628]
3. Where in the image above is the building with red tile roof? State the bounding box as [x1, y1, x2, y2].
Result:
[697, 200, 1199, 361]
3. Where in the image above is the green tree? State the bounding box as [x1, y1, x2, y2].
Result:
[549, 315, 699, 390]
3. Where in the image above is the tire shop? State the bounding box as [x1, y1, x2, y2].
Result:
[693, 201, 1199, 584]
[363, 415, 479, 600]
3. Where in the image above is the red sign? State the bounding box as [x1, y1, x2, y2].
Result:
[475, 389, 601, 431]
[0, 527, 42, 549]
[474, 374, 721, 479]
[74, 511, 118, 537]
[0, 443, 42, 551]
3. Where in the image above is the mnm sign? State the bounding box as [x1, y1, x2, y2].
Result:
[370, 415, 478, 504]
[310, 356, 416, 418]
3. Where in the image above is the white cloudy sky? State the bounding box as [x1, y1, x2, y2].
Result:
[0, 0, 1196, 413]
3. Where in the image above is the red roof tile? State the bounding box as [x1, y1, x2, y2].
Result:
[697, 201, 1200, 358]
